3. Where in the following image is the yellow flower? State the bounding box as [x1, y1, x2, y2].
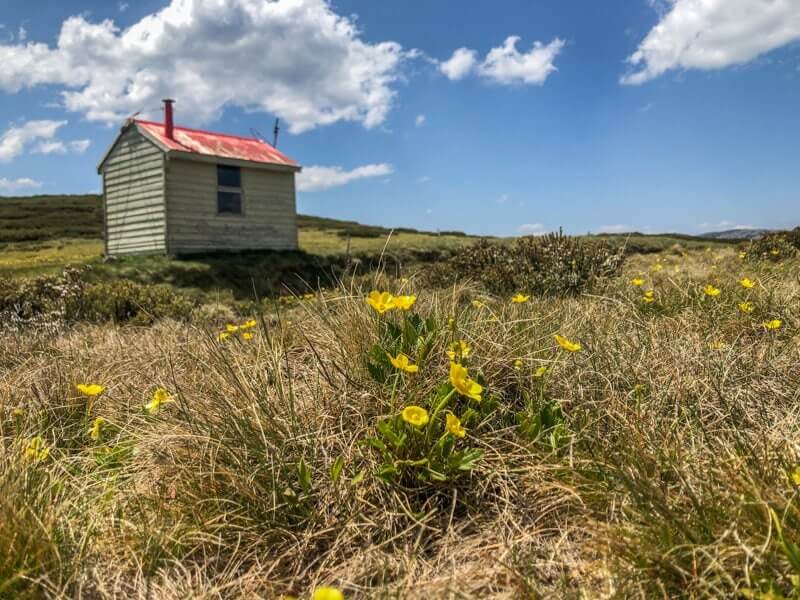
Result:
[533, 366, 548, 378]
[387, 352, 419, 374]
[446, 413, 466, 438]
[471, 299, 486, 309]
[642, 290, 655, 304]
[770, 249, 780, 256]
[738, 301, 755, 314]
[24, 436, 50, 463]
[651, 263, 664, 273]
[366, 291, 395, 314]
[312, 588, 344, 600]
[303, 293, 315, 300]
[146, 387, 174, 415]
[393, 295, 417, 311]
[88, 417, 105, 441]
[764, 319, 782, 331]
[708, 341, 726, 350]
[242, 332, 254, 341]
[790, 466, 800, 486]
[400, 277, 409, 284]
[225, 323, 239, 333]
[554, 334, 582, 353]
[738, 251, 747, 260]
[76, 384, 105, 397]
[703, 284, 721, 297]
[218, 331, 231, 342]
[739, 278, 755, 289]
[449, 362, 483, 402]
[630, 278, 645, 287]
[514, 359, 523, 370]
[240, 319, 257, 329]
[401, 405, 429, 427]
[446, 340, 471, 361]
[511, 293, 530, 304]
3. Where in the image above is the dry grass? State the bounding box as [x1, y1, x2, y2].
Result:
[1, 247, 799, 599]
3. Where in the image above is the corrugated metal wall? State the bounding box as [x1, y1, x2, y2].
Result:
[165, 158, 298, 254]
[103, 127, 167, 255]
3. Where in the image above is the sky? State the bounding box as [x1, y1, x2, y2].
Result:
[0, 0, 798, 236]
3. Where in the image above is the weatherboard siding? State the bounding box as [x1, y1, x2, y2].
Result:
[165, 158, 298, 253]
[102, 127, 166, 255]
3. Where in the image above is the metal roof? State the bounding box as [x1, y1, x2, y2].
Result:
[134, 119, 300, 169]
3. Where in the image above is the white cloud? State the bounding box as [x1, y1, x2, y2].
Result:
[0, 120, 66, 162]
[478, 37, 565, 85]
[416, 175, 431, 184]
[440, 47, 478, 80]
[518, 223, 548, 235]
[0, 0, 409, 133]
[119, 2, 129, 12]
[0, 177, 43, 192]
[597, 224, 631, 234]
[32, 138, 91, 155]
[69, 139, 91, 153]
[415, 114, 426, 127]
[18, 26, 27, 42]
[622, 0, 800, 85]
[296, 163, 393, 192]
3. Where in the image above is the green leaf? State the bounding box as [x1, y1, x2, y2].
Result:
[377, 419, 406, 450]
[350, 469, 366, 485]
[296, 457, 312, 493]
[330, 455, 344, 484]
[451, 448, 483, 471]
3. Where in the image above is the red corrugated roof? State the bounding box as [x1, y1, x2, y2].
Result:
[135, 119, 299, 169]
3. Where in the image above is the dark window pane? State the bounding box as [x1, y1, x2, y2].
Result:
[217, 191, 242, 214]
[217, 165, 241, 188]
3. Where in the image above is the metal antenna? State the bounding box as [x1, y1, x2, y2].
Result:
[272, 118, 280, 148]
[250, 127, 264, 140]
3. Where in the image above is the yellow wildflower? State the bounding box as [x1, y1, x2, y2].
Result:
[242, 332, 254, 341]
[387, 352, 419, 374]
[76, 384, 105, 397]
[225, 323, 239, 333]
[738, 251, 747, 260]
[703, 284, 721, 297]
[554, 334, 582, 353]
[88, 417, 105, 441]
[630, 278, 645, 287]
[312, 588, 344, 600]
[218, 331, 231, 342]
[446, 340, 471, 361]
[514, 359, 523, 371]
[446, 413, 466, 438]
[240, 319, 257, 329]
[708, 341, 726, 350]
[534, 366, 548, 378]
[764, 319, 782, 331]
[511, 293, 530, 304]
[24, 436, 50, 462]
[738, 301, 755, 314]
[366, 291, 395, 314]
[471, 299, 486, 309]
[146, 387, 174, 415]
[651, 263, 663, 273]
[393, 295, 417, 311]
[739, 278, 755, 289]
[642, 290, 655, 304]
[770, 249, 780, 256]
[401, 405, 429, 427]
[303, 293, 315, 300]
[400, 277, 409, 284]
[790, 466, 800, 486]
[449, 362, 483, 402]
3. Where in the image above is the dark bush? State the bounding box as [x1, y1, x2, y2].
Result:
[743, 230, 798, 262]
[422, 230, 625, 296]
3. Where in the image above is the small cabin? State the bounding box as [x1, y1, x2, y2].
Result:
[97, 100, 301, 256]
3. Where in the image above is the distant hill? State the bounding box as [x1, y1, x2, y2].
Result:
[700, 228, 774, 241]
[0, 194, 466, 244]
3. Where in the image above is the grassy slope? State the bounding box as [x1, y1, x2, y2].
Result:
[1, 248, 799, 598]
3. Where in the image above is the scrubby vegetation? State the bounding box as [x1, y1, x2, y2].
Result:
[1, 241, 799, 598]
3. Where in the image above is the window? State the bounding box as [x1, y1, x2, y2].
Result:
[217, 165, 243, 214]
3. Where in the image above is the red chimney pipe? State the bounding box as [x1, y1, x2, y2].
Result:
[163, 99, 175, 140]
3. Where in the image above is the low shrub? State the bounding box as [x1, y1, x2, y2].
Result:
[743, 231, 798, 262]
[422, 230, 625, 296]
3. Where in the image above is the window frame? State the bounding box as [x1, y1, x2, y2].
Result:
[216, 165, 245, 217]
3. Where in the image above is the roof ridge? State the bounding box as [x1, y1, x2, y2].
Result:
[134, 119, 265, 144]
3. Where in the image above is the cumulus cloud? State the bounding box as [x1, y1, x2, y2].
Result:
[0, 120, 66, 162]
[0, 0, 409, 133]
[518, 223, 548, 235]
[296, 163, 393, 192]
[32, 138, 91, 155]
[622, 0, 800, 85]
[596, 224, 631, 234]
[440, 47, 478, 80]
[441, 37, 564, 85]
[415, 114, 426, 127]
[0, 177, 43, 192]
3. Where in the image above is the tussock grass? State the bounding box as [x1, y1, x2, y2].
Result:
[1, 248, 799, 598]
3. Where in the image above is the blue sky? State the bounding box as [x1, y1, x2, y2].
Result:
[0, 0, 798, 236]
